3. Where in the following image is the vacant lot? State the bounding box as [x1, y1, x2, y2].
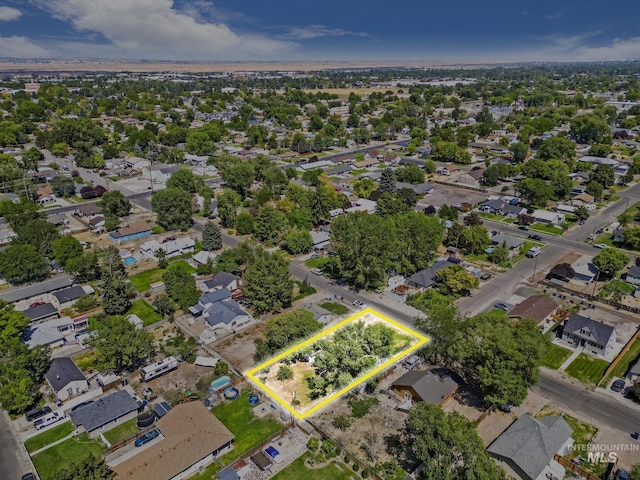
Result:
[212, 390, 283, 464]
[416, 185, 487, 210]
[32, 433, 104, 480]
[565, 353, 610, 385]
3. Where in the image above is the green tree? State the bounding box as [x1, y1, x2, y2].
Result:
[570, 114, 611, 144]
[488, 245, 509, 264]
[516, 178, 554, 206]
[392, 211, 445, 275]
[586, 180, 604, 200]
[20, 147, 44, 170]
[276, 365, 294, 381]
[51, 176, 75, 197]
[66, 253, 100, 282]
[156, 248, 168, 269]
[153, 294, 175, 321]
[353, 177, 377, 199]
[254, 308, 322, 360]
[624, 226, 640, 250]
[244, 251, 294, 315]
[376, 193, 411, 217]
[0, 244, 49, 285]
[280, 229, 313, 255]
[14, 218, 60, 257]
[221, 161, 255, 197]
[52, 236, 83, 268]
[217, 189, 242, 228]
[435, 265, 479, 296]
[253, 204, 287, 246]
[395, 164, 425, 184]
[101, 275, 132, 316]
[438, 204, 459, 222]
[185, 131, 215, 155]
[575, 205, 590, 222]
[592, 248, 629, 278]
[590, 164, 615, 188]
[301, 169, 324, 188]
[163, 263, 200, 310]
[536, 136, 576, 162]
[166, 168, 204, 193]
[402, 403, 506, 480]
[431, 141, 472, 164]
[482, 163, 513, 186]
[87, 315, 153, 373]
[202, 221, 222, 251]
[461, 224, 490, 254]
[57, 455, 115, 480]
[378, 167, 397, 194]
[151, 188, 192, 231]
[235, 212, 256, 235]
[98, 190, 131, 218]
[509, 141, 528, 163]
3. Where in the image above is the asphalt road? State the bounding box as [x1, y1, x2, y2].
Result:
[0, 411, 30, 479]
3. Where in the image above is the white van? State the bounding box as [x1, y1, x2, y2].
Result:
[526, 246, 542, 258]
[34, 411, 65, 430]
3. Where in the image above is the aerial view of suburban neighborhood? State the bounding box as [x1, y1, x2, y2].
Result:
[1, 2, 640, 480]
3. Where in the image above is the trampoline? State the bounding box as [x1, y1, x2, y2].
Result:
[265, 446, 280, 460]
[223, 386, 240, 400]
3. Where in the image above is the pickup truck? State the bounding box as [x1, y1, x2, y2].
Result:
[526, 246, 542, 258]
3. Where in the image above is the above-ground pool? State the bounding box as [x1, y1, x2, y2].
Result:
[223, 386, 240, 400]
[124, 257, 137, 265]
[209, 376, 231, 392]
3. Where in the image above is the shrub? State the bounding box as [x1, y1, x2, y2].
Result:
[276, 364, 294, 381]
[333, 415, 352, 431]
[344, 453, 351, 463]
[307, 437, 320, 452]
[362, 470, 369, 478]
[353, 463, 360, 472]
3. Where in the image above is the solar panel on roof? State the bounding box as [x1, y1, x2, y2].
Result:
[153, 401, 172, 417]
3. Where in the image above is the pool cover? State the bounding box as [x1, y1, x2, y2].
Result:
[264, 445, 279, 460]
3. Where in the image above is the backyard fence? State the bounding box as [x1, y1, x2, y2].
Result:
[597, 328, 640, 387]
[553, 453, 613, 480]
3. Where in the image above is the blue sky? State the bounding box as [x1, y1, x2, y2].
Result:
[0, 0, 638, 62]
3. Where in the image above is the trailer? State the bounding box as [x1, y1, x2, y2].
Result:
[141, 356, 179, 382]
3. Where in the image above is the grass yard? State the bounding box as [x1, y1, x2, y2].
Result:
[530, 223, 563, 235]
[605, 338, 640, 383]
[151, 226, 165, 234]
[129, 260, 195, 292]
[32, 433, 104, 480]
[73, 349, 98, 371]
[293, 280, 317, 301]
[540, 344, 573, 370]
[565, 353, 610, 385]
[212, 391, 283, 464]
[319, 302, 349, 316]
[348, 397, 379, 419]
[103, 417, 140, 445]
[271, 453, 358, 480]
[126, 299, 162, 326]
[305, 257, 331, 269]
[349, 168, 369, 176]
[187, 461, 221, 480]
[25, 422, 74, 453]
[485, 309, 508, 320]
[478, 212, 504, 221]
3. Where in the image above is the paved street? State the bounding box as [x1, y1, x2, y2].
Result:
[0, 411, 31, 479]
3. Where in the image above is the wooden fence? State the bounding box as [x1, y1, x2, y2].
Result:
[597, 328, 640, 387]
[553, 453, 614, 480]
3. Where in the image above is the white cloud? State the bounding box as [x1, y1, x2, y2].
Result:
[28, 0, 296, 60]
[573, 37, 640, 61]
[281, 25, 370, 41]
[545, 10, 567, 21]
[0, 36, 48, 57]
[0, 6, 22, 21]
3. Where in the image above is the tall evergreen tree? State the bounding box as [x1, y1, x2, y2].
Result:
[202, 221, 222, 251]
[244, 251, 294, 315]
[378, 167, 397, 194]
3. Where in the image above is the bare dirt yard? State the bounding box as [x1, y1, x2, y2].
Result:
[213, 323, 265, 373]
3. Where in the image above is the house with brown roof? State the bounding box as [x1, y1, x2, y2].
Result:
[436, 164, 460, 176]
[354, 158, 379, 168]
[507, 294, 560, 326]
[109, 221, 151, 244]
[113, 401, 234, 480]
[391, 367, 461, 406]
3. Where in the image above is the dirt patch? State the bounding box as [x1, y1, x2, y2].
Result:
[213, 323, 265, 372]
[262, 362, 315, 408]
[142, 362, 215, 399]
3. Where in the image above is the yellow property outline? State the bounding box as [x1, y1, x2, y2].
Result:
[245, 307, 429, 420]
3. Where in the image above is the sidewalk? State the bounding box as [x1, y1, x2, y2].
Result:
[29, 429, 76, 456]
[558, 345, 583, 371]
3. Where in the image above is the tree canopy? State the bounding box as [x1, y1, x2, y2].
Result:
[88, 315, 153, 373]
[151, 188, 193, 231]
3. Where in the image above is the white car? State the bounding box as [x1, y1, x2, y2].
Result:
[593, 243, 608, 249]
[310, 268, 323, 276]
[352, 300, 365, 309]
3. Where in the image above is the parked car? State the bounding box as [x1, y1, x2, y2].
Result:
[615, 468, 630, 480]
[526, 246, 542, 258]
[22, 473, 36, 480]
[588, 233, 597, 240]
[528, 234, 543, 241]
[611, 379, 626, 393]
[135, 429, 159, 447]
[594, 243, 608, 249]
[310, 268, 323, 276]
[25, 406, 51, 422]
[494, 303, 511, 311]
[34, 411, 65, 430]
[518, 225, 529, 231]
[480, 273, 492, 280]
[352, 300, 366, 309]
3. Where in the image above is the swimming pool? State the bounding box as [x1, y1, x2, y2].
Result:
[210, 375, 231, 391]
[124, 257, 137, 265]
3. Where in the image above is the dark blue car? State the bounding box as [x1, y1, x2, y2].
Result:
[135, 429, 159, 447]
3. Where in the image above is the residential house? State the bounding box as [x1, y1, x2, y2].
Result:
[487, 414, 573, 480]
[436, 164, 459, 176]
[570, 255, 598, 283]
[22, 303, 59, 323]
[148, 164, 182, 184]
[113, 402, 234, 480]
[391, 367, 460, 406]
[311, 230, 331, 251]
[477, 199, 525, 218]
[569, 172, 591, 184]
[532, 210, 565, 225]
[125, 156, 151, 170]
[69, 390, 140, 438]
[52, 285, 93, 310]
[304, 303, 333, 325]
[396, 181, 435, 195]
[562, 313, 617, 355]
[47, 213, 69, 227]
[36, 186, 56, 205]
[572, 193, 596, 210]
[202, 301, 250, 335]
[353, 158, 379, 169]
[456, 168, 484, 186]
[88, 215, 106, 232]
[578, 155, 619, 167]
[627, 358, 640, 383]
[45, 358, 88, 401]
[0, 192, 19, 203]
[406, 259, 458, 290]
[191, 250, 217, 267]
[507, 295, 560, 326]
[344, 198, 377, 214]
[326, 165, 353, 176]
[490, 233, 524, 257]
[0, 225, 17, 245]
[625, 266, 640, 286]
[74, 203, 103, 218]
[139, 237, 195, 261]
[21, 316, 88, 349]
[199, 272, 242, 296]
[0, 276, 73, 306]
[109, 221, 152, 244]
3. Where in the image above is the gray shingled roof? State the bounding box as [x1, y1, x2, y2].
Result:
[391, 367, 460, 404]
[22, 302, 58, 321]
[487, 414, 572, 480]
[406, 260, 455, 288]
[204, 300, 247, 326]
[70, 390, 139, 432]
[563, 314, 615, 348]
[491, 233, 524, 250]
[45, 358, 86, 393]
[53, 285, 86, 304]
[0, 276, 73, 303]
[205, 272, 238, 290]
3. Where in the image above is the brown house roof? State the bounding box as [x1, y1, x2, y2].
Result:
[391, 367, 460, 404]
[113, 402, 234, 480]
[117, 221, 151, 237]
[507, 294, 559, 324]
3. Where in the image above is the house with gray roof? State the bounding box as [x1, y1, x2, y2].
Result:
[52, 285, 92, 309]
[0, 276, 74, 305]
[311, 230, 331, 251]
[562, 313, 617, 355]
[627, 357, 640, 383]
[69, 390, 139, 438]
[406, 259, 457, 290]
[203, 300, 249, 332]
[488, 414, 573, 480]
[391, 367, 461, 407]
[625, 266, 640, 286]
[490, 233, 525, 256]
[22, 302, 59, 323]
[200, 272, 241, 294]
[304, 303, 333, 324]
[45, 358, 88, 401]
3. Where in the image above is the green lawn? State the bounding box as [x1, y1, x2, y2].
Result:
[103, 417, 141, 445]
[530, 223, 563, 235]
[593, 233, 616, 247]
[606, 338, 640, 382]
[349, 168, 369, 176]
[73, 349, 98, 371]
[129, 260, 195, 292]
[305, 257, 331, 269]
[126, 299, 162, 326]
[565, 353, 610, 385]
[25, 422, 74, 453]
[478, 212, 504, 221]
[271, 453, 358, 480]
[540, 344, 573, 370]
[32, 433, 104, 480]
[212, 391, 283, 464]
[319, 302, 349, 316]
[485, 309, 508, 320]
[188, 461, 221, 480]
[293, 281, 317, 301]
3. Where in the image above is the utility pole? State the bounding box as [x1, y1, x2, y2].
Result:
[530, 258, 538, 283]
